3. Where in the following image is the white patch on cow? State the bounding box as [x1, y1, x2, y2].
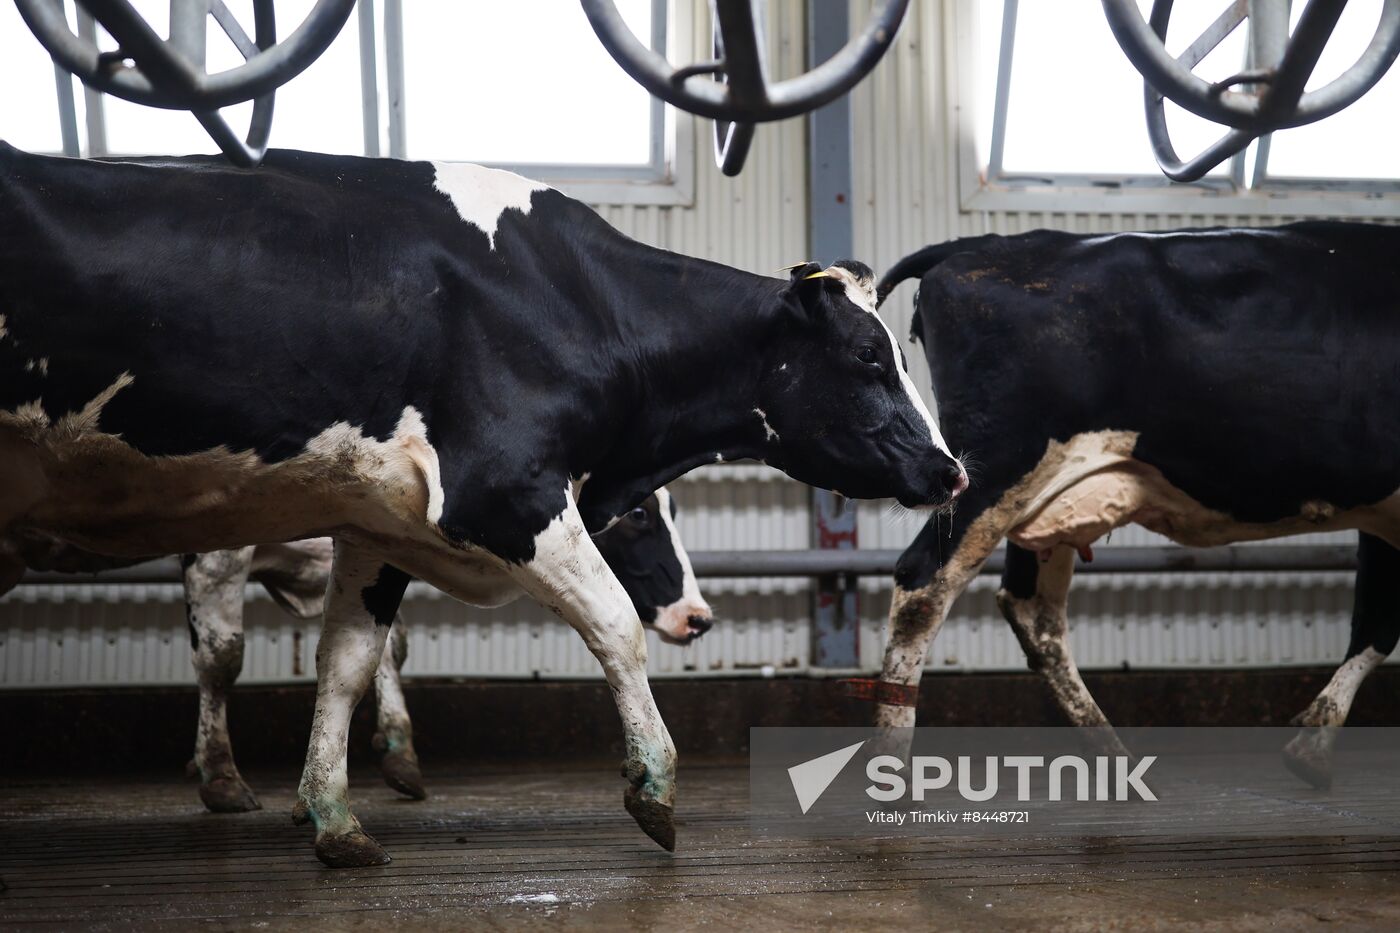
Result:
[301, 406, 445, 528]
[650, 487, 711, 643]
[431, 162, 550, 250]
[753, 407, 780, 442]
[23, 357, 48, 376]
[0, 314, 8, 340]
[825, 265, 957, 462]
[715, 453, 725, 463]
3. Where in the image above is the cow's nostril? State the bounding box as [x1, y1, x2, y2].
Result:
[938, 461, 967, 497]
[687, 614, 713, 635]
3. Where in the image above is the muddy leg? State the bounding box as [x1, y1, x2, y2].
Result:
[373, 614, 426, 800]
[997, 544, 1129, 758]
[1284, 533, 1399, 789]
[504, 494, 677, 851]
[293, 542, 407, 868]
[876, 518, 995, 732]
[184, 548, 261, 813]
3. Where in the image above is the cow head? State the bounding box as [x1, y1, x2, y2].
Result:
[755, 261, 967, 508]
[593, 487, 712, 645]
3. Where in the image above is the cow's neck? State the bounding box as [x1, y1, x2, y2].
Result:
[575, 242, 783, 529]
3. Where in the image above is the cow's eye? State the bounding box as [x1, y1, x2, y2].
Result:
[855, 345, 881, 368]
[628, 507, 650, 526]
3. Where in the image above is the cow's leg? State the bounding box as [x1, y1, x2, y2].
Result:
[183, 548, 261, 813]
[504, 495, 677, 851]
[877, 517, 997, 730]
[292, 542, 408, 868]
[372, 614, 426, 800]
[997, 544, 1129, 758]
[1284, 533, 1400, 789]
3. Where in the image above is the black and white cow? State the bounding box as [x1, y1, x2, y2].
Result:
[177, 485, 705, 814]
[871, 224, 1400, 784]
[0, 143, 965, 866]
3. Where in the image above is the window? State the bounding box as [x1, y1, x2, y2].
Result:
[968, 0, 1400, 209]
[0, 0, 679, 201]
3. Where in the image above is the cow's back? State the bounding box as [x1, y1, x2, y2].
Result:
[919, 223, 1400, 522]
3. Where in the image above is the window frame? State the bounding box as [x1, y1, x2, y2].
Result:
[35, 0, 691, 206]
[957, 0, 1400, 219]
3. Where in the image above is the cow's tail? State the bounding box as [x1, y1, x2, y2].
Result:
[874, 235, 1001, 308]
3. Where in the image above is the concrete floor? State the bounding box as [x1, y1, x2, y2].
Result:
[2, 761, 1399, 931]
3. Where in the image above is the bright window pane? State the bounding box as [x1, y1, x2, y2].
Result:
[995, 0, 1245, 177]
[0, 4, 68, 153]
[401, 0, 654, 165]
[1265, 0, 1400, 179]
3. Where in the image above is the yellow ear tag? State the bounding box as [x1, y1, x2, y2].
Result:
[802, 270, 833, 280]
[776, 260, 815, 273]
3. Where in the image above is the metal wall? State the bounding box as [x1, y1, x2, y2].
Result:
[0, 0, 1388, 687]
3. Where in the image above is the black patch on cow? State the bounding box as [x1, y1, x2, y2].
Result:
[592, 494, 683, 623]
[1001, 545, 1039, 601]
[881, 224, 1400, 589]
[1349, 534, 1400, 658]
[361, 565, 411, 627]
[186, 611, 199, 652]
[1, 142, 955, 569]
[179, 553, 198, 571]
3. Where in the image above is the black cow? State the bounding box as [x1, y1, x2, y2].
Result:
[0, 143, 965, 866]
[872, 224, 1400, 782]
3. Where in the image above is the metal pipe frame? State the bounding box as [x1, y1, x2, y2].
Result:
[15, 0, 356, 110]
[1103, 0, 1400, 131]
[14, 545, 1360, 587]
[580, 0, 910, 123]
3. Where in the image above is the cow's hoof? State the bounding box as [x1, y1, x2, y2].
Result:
[1282, 733, 1333, 790]
[380, 751, 428, 801]
[199, 776, 262, 813]
[624, 784, 676, 852]
[315, 830, 391, 868]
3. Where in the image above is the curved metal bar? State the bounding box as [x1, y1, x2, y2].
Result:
[191, 0, 277, 167]
[709, 0, 765, 174]
[581, 0, 910, 123]
[715, 120, 755, 176]
[1103, 0, 1400, 131]
[14, 0, 354, 110]
[1142, 0, 1255, 183]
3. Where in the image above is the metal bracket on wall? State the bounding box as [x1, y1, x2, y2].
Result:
[581, 0, 910, 175]
[14, 0, 356, 166]
[1102, 0, 1400, 182]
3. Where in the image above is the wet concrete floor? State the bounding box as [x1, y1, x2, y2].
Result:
[2, 760, 1399, 931]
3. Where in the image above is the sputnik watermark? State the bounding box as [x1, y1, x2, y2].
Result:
[754, 727, 1400, 838]
[787, 738, 1155, 818]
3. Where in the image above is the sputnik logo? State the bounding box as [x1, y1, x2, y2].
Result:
[787, 740, 866, 814]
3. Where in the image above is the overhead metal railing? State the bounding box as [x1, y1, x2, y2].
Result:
[15, 0, 357, 166]
[14, 545, 1359, 587]
[581, 0, 910, 176]
[1102, 0, 1400, 181]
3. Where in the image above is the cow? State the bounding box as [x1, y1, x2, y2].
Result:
[174, 488, 708, 812]
[871, 224, 1400, 784]
[0, 142, 966, 867]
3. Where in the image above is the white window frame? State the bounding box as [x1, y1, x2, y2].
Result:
[955, 0, 1400, 219]
[36, 0, 692, 206]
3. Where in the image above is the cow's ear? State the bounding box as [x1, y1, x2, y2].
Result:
[787, 262, 834, 319]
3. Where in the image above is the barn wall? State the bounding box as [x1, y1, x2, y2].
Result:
[0, 0, 1391, 687]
